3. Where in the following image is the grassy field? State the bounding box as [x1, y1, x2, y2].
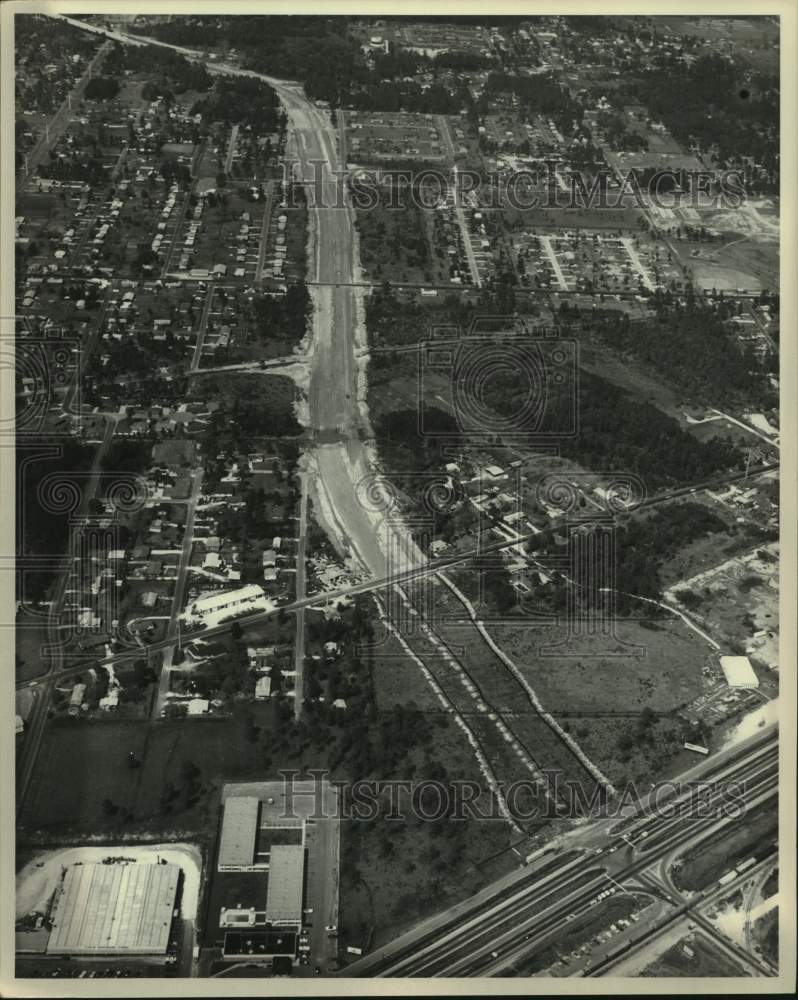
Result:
[578, 345, 694, 425]
[372, 631, 447, 711]
[658, 522, 757, 589]
[356, 198, 446, 286]
[492, 617, 714, 715]
[19, 707, 273, 838]
[152, 439, 197, 469]
[567, 715, 705, 788]
[486, 617, 717, 787]
[641, 931, 749, 977]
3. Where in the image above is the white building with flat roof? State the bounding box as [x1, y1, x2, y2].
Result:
[265, 845, 305, 929]
[182, 584, 271, 626]
[720, 655, 759, 689]
[217, 796, 263, 872]
[47, 863, 179, 955]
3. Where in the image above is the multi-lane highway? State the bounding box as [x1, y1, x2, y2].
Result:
[342, 727, 778, 977]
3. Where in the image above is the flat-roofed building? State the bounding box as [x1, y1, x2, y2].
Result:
[720, 655, 759, 689]
[222, 929, 297, 961]
[47, 863, 179, 955]
[183, 584, 271, 625]
[217, 796, 263, 871]
[265, 845, 305, 928]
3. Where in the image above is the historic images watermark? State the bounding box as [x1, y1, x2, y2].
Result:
[287, 159, 748, 213]
[273, 769, 749, 824]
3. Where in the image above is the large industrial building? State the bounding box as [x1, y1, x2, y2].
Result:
[720, 655, 760, 689]
[47, 862, 179, 956]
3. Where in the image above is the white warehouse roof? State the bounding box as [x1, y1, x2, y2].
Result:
[218, 796, 260, 869]
[265, 845, 305, 926]
[720, 655, 759, 689]
[47, 863, 179, 955]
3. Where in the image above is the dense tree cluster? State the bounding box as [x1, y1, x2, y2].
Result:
[191, 76, 283, 133]
[610, 502, 730, 607]
[595, 110, 648, 152]
[114, 42, 212, 97]
[356, 188, 430, 280]
[484, 72, 583, 134]
[529, 502, 731, 614]
[83, 75, 120, 101]
[99, 439, 152, 475]
[197, 373, 302, 457]
[579, 301, 775, 409]
[252, 281, 311, 347]
[131, 16, 471, 113]
[631, 53, 778, 185]
[15, 13, 102, 127]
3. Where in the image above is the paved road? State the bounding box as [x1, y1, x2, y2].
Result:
[302, 806, 341, 975]
[293, 470, 309, 718]
[189, 285, 215, 371]
[18, 39, 111, 183]
[254, 181, 275, 285]
[224, 123, 239, 175]
[152, 467, 203, 718]
[273, 83, 400, 579]
[451, 164, 482, 288]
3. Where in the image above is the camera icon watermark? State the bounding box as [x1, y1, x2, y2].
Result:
[533, 471, 648, 658]
[14, 458, 152, 660]
[418, 318, 578, 444]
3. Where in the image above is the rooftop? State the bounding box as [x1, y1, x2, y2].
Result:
[720, 655, 759, 689]
[265, 845, 305, 927]
[47, 863, 179, 955]
[218, 796, 260, 869]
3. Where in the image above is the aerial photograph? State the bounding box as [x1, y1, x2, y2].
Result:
[6, 4, 791, 993]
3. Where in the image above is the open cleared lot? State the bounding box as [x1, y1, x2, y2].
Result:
[19, 708, 274, 837]
[492, 617, 715, 715]
[641, 930, 750, 977]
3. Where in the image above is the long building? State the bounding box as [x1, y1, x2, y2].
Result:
[47, 863, 179, 956]
[184, 584, 270, 623]
[217, 796, 264, 872]
[265, 845, 305, 929]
